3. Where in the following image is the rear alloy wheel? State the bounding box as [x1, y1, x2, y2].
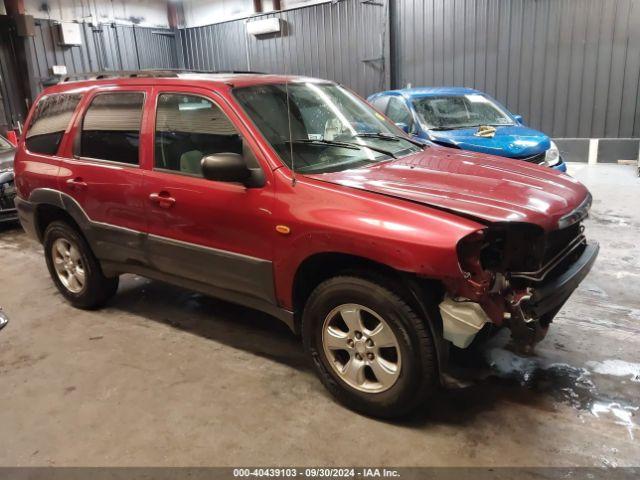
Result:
[303, 275, 437, 418]
[44, 221, 119, 309]
[51, 238, 86, 294]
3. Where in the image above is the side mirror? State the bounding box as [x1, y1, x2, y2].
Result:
[395, 122, 410, 134]
[201, 153, 264, 188]
[202, 153, 251, 183]
[513, 114, 524, 124]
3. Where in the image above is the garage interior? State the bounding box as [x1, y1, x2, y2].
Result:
[1, 0, 639, 470]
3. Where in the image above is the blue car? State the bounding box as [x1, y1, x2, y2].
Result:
[367, 87, 566, 172]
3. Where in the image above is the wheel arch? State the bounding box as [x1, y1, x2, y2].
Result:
[291, 251, 448, 374]
[34, 203, 83, 242]
[292, 253, 398, 315]
[27, 190, 89, 243]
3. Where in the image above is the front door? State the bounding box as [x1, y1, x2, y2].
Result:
[142, 87, 277, 308]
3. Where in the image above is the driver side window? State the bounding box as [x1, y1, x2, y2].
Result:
[154, 93, 242, 176]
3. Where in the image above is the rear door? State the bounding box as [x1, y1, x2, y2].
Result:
[142, 86, 277, 307]
[60, 86, 150, 265]
[16, 93, 82, 199]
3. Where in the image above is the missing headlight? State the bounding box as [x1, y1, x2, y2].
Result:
[458, 223, 546, 276]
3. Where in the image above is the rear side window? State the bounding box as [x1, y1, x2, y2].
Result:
[80, 92, 144, 165]
[26, 94, 82, 155]
[154, 93, 241, 176]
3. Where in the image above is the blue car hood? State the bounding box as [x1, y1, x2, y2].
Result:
[426, 125, 550, 158]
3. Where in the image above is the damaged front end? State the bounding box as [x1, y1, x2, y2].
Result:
[440, 197, 599, 351]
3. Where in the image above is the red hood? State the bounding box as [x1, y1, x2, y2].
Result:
[307, 147, 590, 231]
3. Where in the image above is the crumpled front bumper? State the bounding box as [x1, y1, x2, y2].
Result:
[527, 241, 599, 317]
[439, 240, 599, 349]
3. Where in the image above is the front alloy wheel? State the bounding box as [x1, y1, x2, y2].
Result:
[322, 304, 401, 393]
[302, 275, 437, 418]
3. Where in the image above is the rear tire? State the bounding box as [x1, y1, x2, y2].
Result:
[44, 221, 118, 309]
[302, 275, 437, 418]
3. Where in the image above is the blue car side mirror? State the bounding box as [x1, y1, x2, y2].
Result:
[513, 114, 524, 124]
[395, 122, 410, 134]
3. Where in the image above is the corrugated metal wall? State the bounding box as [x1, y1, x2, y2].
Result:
[4, 0, 640, 139]
[393, 0, 640, 138]
[27, 19, 179, 88]
[0, 17, 27, 130]
[180, 0, 390, 97]
[0, 15, 179, 128]
[181, 20, 249, 72]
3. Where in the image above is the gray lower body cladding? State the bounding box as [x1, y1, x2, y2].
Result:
[15, 191, 293, 330]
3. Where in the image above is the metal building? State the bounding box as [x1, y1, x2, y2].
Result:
[1, 0, 638, 161]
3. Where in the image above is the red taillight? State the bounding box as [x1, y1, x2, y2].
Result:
[5, 130, 18, 147]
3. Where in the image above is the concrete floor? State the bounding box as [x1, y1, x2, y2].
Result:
[0, 163, 638, 467]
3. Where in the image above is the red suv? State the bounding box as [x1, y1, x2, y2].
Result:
[14, 71, 598, 417]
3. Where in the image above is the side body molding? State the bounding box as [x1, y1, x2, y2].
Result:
[18, 188, 294, 330]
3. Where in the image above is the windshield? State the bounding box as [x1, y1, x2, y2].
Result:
[0, 136, 12, 153]
[412, 94, 515, 130]
[234, 83, 421, 174]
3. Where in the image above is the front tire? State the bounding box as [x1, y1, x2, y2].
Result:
[44, 221, 119, 309]
[302, 275, 437, 418]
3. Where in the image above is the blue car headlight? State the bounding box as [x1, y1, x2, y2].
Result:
[545, 141, 561, 167]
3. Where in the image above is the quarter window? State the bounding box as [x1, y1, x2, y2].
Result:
[80, 92, 144, 165]
[26, 94, 82, 155]
[154, 93, 242, 176]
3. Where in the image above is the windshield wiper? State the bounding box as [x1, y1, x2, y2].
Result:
[354, 132, 399, 141]
[354, 132, 426, 148]
[288, 138, 397, 159]
[288, 138, 360, 150]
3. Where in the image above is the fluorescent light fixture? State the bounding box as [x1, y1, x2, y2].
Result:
[58, 22, 82, 45]
[246, 18, 282, 36]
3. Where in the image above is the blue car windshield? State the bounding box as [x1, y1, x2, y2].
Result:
[412, 94, 515, 130]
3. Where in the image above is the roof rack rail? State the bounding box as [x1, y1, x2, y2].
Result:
[60, 69, 267, 83]
[160, 69, 267, 75]
[60, 70, 181, 83]
[207, 70, 267, 75]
